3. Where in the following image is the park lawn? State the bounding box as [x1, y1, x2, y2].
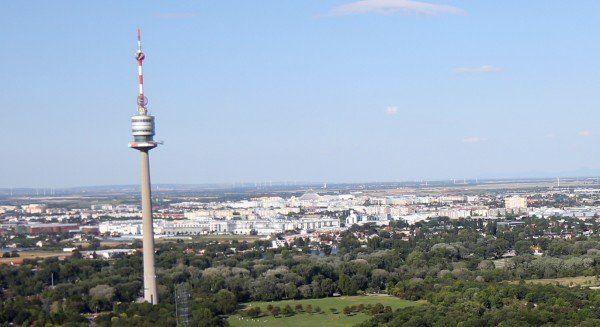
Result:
[228, 295, 422, 327]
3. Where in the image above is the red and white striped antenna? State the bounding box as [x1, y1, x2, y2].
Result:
[136, 28, 148, 115]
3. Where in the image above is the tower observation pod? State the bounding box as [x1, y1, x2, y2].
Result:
[128, 28, 159, 305]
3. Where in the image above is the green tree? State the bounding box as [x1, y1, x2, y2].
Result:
[214, 289, 237, 314]
[89, 284, 115, 311]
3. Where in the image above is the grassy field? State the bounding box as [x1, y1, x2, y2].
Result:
[189, 235, 263, 242]
[0, 250, 70, 264]
[510, 276, 600, 288]
[228, 295, 421, 327]
[155, 235, 264, 243]
[98, 240, 133, 247]
[97, 235, 264, 247]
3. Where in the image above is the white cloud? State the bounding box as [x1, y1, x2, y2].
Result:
[545, 133, 556, 139]
[462, 136, 483, 144]
[385, 106, 398, 115]
[329, 0, 465, 16]
[453, 65, 503, 74]
[578, 130, 592, 137]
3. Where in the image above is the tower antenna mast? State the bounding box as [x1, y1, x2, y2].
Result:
[136, 28, 148, 115]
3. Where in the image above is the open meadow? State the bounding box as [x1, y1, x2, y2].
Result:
[228, 295, 421, 327]
[510, 276, 600, 288]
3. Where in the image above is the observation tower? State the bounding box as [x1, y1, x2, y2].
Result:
[128, 28, 159, 305]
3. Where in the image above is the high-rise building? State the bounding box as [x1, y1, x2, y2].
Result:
[505, 196, 527, 212]
[128, 29, 159, 305]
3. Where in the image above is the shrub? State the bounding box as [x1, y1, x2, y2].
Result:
[306, 304, 313, 314]
[247, 307, 261, 318]
[283, 304, 295, 316]
[343, 306, 352, 316]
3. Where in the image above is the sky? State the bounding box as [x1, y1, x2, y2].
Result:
[1, 0, 600, 187]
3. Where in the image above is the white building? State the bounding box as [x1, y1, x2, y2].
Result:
[99, 220, 143, 235]
[505, 196, 527, 212]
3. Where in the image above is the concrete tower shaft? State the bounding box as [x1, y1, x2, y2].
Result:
[140, 149, 158, 304]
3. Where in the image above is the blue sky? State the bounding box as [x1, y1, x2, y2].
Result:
[1, 1, 600, 187]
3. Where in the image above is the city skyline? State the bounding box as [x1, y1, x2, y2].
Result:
[3, 1, 600, 187]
